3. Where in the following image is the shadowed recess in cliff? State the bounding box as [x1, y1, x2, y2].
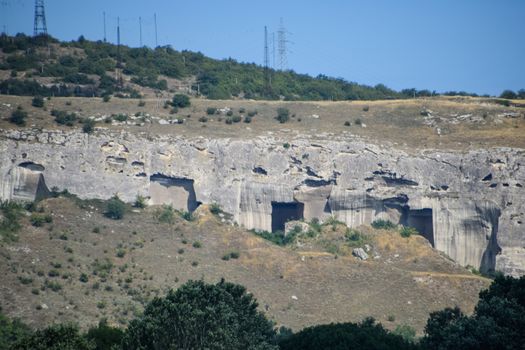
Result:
[9, 163, 49, 201]
[404, 208, 434, 246]
[478, 205, 502, 274]
[149, 174, 200, 212]
[271, 202, 304, 232]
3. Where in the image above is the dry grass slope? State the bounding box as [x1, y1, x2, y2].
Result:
[0, 197, 490, 335]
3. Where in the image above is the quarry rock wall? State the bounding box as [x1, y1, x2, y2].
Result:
[1, 128, 524, 276]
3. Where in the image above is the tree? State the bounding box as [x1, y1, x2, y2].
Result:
[31, 96, 44, 108]
[82, 119, 95, 134]
[85, 319, 124, 350]
[9, 107, 27, 126]
[422, 275, 525, 350]
[278, 318, 418, 350]
[499, 90, 517, 99]
[105, 195, 125, 220]
[172, 94, 191, 108]
[0, 310, 32, 349]
[12, 324, 94, 350]
[122, 279, 277, 350]
[275, 108, 290, 123]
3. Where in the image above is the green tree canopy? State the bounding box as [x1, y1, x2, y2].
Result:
[422, 275, 525, 350]
[122, 279, 277, 350]
[12, 324, 94, 350]
[278, 318, 419, 350]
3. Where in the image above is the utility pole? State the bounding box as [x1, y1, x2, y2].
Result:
[103, 12, 106, 42]
[154, 13, 158, 47]
[264, 26, 271, 95]
[116, 17, 123, 88]
[33, 0, 48, 36]
[139, 16, 142, 46]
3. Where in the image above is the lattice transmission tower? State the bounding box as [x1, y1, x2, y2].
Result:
[277, 18, 291, 71]
[33, 0, 47, 36]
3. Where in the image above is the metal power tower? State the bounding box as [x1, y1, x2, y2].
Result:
[277, 18, 289, 70]
[264, 26, 271, 93]
[33, 0, 47, 36]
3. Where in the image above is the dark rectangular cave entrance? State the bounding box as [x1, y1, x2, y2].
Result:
[271, 202, 304, 233]
[406, 208, 434, 246]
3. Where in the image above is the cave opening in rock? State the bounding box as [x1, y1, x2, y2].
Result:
[271, 202, 304, 232]
[11, 164, 49, 201]
[149, 174, 200, 212]
[406, 208, 434, 246]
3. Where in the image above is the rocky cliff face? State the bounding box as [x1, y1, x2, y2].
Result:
[1, 128, 524, 276]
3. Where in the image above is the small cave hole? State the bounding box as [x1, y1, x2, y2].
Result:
[482, 173, 493, 182]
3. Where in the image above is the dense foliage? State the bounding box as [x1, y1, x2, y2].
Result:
[421, 275, 525, 350]
[1, 276, 525, 349]
[122, 279, 278, 349]
[278, 318, 419, 350]
[3, 33, 514, 101]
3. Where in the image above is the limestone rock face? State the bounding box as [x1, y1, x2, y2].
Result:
[1, 129, 524, 276]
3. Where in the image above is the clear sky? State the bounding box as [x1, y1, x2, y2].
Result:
[2, 0, 524, 95]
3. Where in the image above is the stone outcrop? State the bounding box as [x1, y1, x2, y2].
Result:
[1, 128, 524, 276]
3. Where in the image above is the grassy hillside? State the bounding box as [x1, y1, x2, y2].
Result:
[0, 194, 489, 334]
[0, 33, 487, 101]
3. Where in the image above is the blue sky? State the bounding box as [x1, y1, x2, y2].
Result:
[2, 0, 524, 95]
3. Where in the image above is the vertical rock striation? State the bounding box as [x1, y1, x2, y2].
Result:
[0, 129, 523, 276]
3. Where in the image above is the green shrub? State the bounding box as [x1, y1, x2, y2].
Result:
[198, 116, 208, 123]
[79, 273, 89, 283]
[116, 248, 126, 258]
[276, 107, 290, 123]
[206, 107, 217, 115]
[113, 114, 128, 122]
[248, 110, 258, 117]
[51, 109, 77, 126]
[138, 100, 146, 107]
[363, 105, 369, 112]
[105, 195, 125, 220]
[181, 211, 194, 222]
[47, 269, 60, 277]
[345, 228, 369, 248]
[251, 229, 296, 246]
[172, 94, 190, 108]
[0, 201, 24, 242]
[355, 118, 362, 126]
[400, 226, 418, 238]
[102, 95, 111, 102]
[344, 121, 351, 126]
[371, 219, 396, 230]
[134, 195, 147, 208]
[283, 143, 290, 149]
[232, 115, 241, 123]
[156, 205, 175, 224]
[9, 107, 27, 126]
[44, 280, 62, 292]
[209, 203, 222, 215]
[192, 241, 202, 248]
[29, 213, 47, 227]
[82, 119, 95, 134]
[226, 110, 233, 116]
[18, 276, 33, 285]
[31, 96, 44, 108]
[243, 116, 252, 123]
